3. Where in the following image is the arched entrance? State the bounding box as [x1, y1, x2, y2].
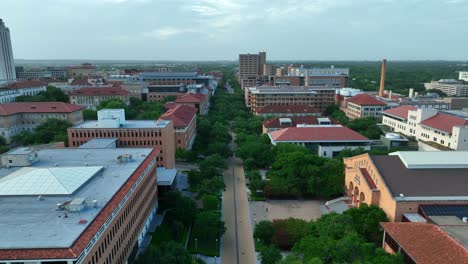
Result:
[348, 182, 354, 197]
[353, 186, 360, 206]
[359, 192, 366, 206]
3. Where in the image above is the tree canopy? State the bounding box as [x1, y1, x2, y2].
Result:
[12, 118, 72, 146]
[15, 86, 69, 103]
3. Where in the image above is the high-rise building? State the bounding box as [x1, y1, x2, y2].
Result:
[238, 51, 267, 80]
[0, 19, 16, 84]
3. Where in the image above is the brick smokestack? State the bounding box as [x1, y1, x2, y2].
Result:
[379, 59, 387, 97]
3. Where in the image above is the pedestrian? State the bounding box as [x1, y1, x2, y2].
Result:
[266, 207, 268, 212]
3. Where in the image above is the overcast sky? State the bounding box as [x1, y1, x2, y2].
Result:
[1, 0, 467, 61]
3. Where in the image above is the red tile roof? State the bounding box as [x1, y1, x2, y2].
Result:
[0, 148, 161, 260]
[160, 104, 197, 128]
[164, 102, 178, 110]
[380, 222, 468, 264]
[346, 94, 386, 106]
[70, 87, 130, 96]
[269, 126, 370, 142]
[175, 93, 206, 103]
[420, 113, 468, 133]
[70, 78, 92, 86]
[263, 116, 339, 129]
[0, 102, 84, 116]
[3, 80, 47, 89]
[256, 104, 321, 114]
[383, 105, 417, 119]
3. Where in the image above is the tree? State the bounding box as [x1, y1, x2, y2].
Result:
[83, 109, 97, 120]
[12, 118, 72, 146]
[165, 191, 198, 226]
[259, 245, 282, 264]
[254, 220, 274, 245]
[15, 86, 69, 103]
[192, 211, 226, 240]
[134, 241, 197, 264]
[202, 195, 220, 211]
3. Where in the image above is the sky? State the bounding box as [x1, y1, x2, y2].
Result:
[1, 0, 468, 61]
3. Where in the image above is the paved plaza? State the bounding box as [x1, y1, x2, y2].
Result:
[249, 200, 324, 226]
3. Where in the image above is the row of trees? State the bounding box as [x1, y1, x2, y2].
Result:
[12, 118, 71, 146]
[254, 204, 403, 264]
[83, 97, 169, 120]
[16, 86, 69, 103]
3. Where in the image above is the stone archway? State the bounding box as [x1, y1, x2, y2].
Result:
[348, 181, 354, 197]
[353, 186, 360, 205]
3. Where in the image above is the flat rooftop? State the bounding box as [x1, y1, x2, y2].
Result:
[0, 147, 154, 249]
[248, 86, 335, 94]
[389, 151, 468, 169]
[79, 138, 117, 149]
[72, 119, 171, 129]
[371, 155, 468, 198]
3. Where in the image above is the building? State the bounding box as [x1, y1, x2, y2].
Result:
[442, 97, 468, 110]
[68, 109, 175, 169]
[0, 102, 84, 142]
[255, 104, 321, 117]
[17, 69, 67, 79]
[344, 93, 386, 120]
[138, 72, 216, 92]
[268, 126, 372, 158]
[382, 106, 468, 150]
[67, 63, 97, 77]
[424, 79, 468, 96]
[269, 76, 304, 86]
[0, 80, 48, 103]
[263, 64, 275, 76]
[344, 151, 468, 221]
[70, 87, 131, 109]
[238, 51, 266, 80]
[0, 146, 160, 264]
[160, 104, 197, 150]
[245, 86, 336, 114]
[0, 19, 16, 84]
[459, 71, 468, 82]
[288, 66, 349, 88]
[262, 116, 339, 134]
[174, 92, 209, 115]
[380, 222, 468, 264]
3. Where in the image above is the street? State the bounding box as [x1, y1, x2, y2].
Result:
[221, 136, 255, 264]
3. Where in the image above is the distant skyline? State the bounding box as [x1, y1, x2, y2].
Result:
[2, 0, 468, 61]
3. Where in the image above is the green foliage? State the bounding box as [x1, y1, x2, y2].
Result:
[254, 220, 274, 245]
[0, 136, 9, 154]
[163, 95, 177, 103]
[16, 86, 69, 103]
[235, 134, 274, 170]
[259, 245, 283, 264]
[202, 194, 220, 211]
[266, 148, 344, 198]
[347, 117, 382, 139]
[175, 149, 198, 162]
[246, 170, 266, 195]
[164, 191, 198, 226]
[192, 211, 226, 240]
[12, 118, 71, 146]
[271, 218, 309, 250]
[83, 109, 97, 120]
[95, 98, 165, 120]
[134, 241, 198, 264]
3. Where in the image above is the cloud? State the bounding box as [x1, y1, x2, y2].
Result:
[143, 26, 196, 40]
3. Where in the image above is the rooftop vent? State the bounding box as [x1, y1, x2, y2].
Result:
[463, 217, 468, 223]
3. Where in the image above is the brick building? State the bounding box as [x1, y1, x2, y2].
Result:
[160, 104, 197, 150]
[0, 146, 160, 264]
[67, 63, 97, 77]
[344, 93, 386, 120]
[0, 80, 47, 103]
[0, 102, 84, 143]
[68, 109, 175, 169]
[174, 92, 209, 115]
[262, 116, 339, 134]
[245, 86, 336, 114]
[255, 104, 321, 117]
[238, 51, 266, 80]
[70, 87, 131, 110]
[344, 151, 468, 221]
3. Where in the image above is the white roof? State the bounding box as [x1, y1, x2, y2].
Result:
[0, 166, 102, 195]
[157, 168, 177, 186]
[389, 151, 468, 169]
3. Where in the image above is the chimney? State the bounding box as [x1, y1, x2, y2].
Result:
[379, 59, 387, 97]
[388, 90, 392, 100]
[409, 88, 414, 98]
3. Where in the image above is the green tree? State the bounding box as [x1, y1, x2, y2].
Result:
[134, 241, 197, 264]
[165, 191, 198, 226]
[12, 118, 72, 146]
[259, 245, 282, 264]
[192, 211, 226, 240]
[83, 109, 97, 120]
[254, 220, 274, 245]
[202, 195, 220, 211]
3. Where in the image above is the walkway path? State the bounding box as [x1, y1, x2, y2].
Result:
[221, 134, 255, 264]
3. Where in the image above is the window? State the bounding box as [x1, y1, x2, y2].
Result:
[8, 160, 12, 163]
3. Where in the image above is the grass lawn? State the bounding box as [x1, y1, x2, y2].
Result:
[187, 233, 220, 257]
[150, 213, 189, 248]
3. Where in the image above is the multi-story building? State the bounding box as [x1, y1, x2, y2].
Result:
[269, 76, 305, 86]
[160, 104, 197, 150]
[344, 93, 386, 120]
[174, 92, 209, 115]
[263, 64, 275, 76]
[245, 85, 336, 114]
[0, 102, 84, 142]
[0, 146, 160, 264]
[139, 72, 216, 91]
[424, 79, 468, 96]
[441, 97, 468, 110]
[459, 71, 468, 82]
[344, 151, 468, 221]
[0, 19, 16, 84]
[255, 104, 321, 117]
[288, 66, 349, 88]
[17, 69, 68, 79]
[70, 87, 131, 109]
[68, 109, 175, 169]
[268, 126, 372, 158]
[262, 116, 339, 134]
[0, 80, 47, 103]
[67, 63, 97, 77]
[275, 66, 287, 76]
[238, 52, 267, 80]
[382, 106, 468, 150]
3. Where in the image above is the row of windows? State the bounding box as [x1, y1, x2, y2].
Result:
[71, 130, 162, 138]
